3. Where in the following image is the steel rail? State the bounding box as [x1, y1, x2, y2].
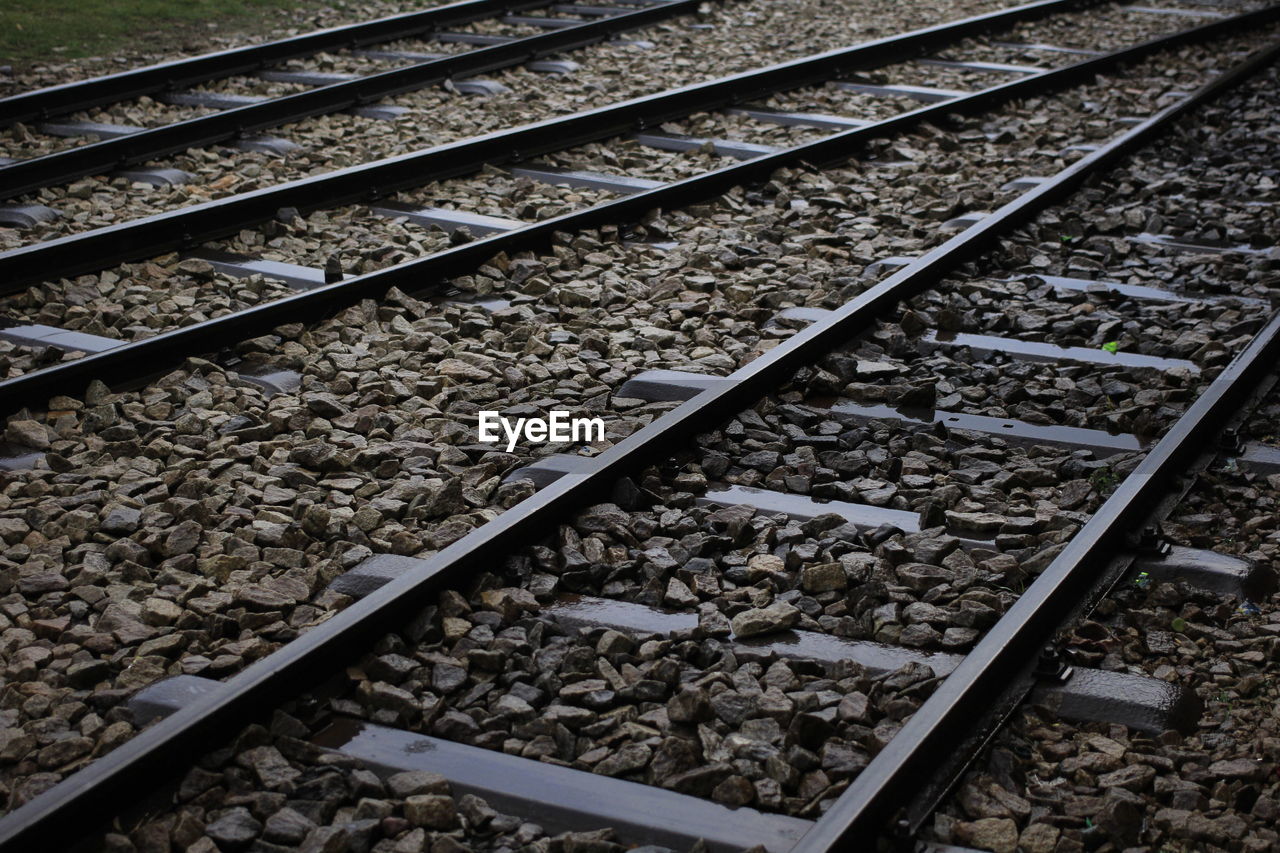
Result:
[0, 3, 1268, 417]
[0, 0, 706, 200]
[0, 0, 1089, 256]
[794, 39, 1280, 851]
[0, 0, 548, 127]
[0, 17, 1272, 853]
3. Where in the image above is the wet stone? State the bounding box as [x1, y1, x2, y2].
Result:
[387, 770, 449, 798]
[667, 686, 713, 724]
[404, 794, 457, 829]
[731, 602, 801, 638]
[801, 562, 846, 593]
[4, 419, 50, 450]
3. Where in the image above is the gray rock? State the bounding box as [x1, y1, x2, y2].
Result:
[955, 817, 1018, 853]
[697, 607, 732, 637]
[1097, 763, 1155, 792]
[836, 692, 871, 724]
[238, 745, 300, 789]
[1207, 757, 1268, 782]
[1017, 823, 1060, 853]
[710, 774, 755, 806]
[163, 520, 203, 557]
[101, 506, 141, 535]
[944, 511, 1006, 533]
[263, 807, 316, 845]
[387, 770, 450, 798]
[66, 659, 111, 688]
[432, 663, 468, 693]
[0, 728, 35, 763]
[666, 686, 713, 724]
[800, 562, 846, 593]
[404, 794, 457, 829]
[1095, 789, 1143, 846]
[5, 419, 49, 450]
[205, 807, 262, 848]
[596, 630, 634, 656]
[664, 577, 698, 607]
[594, 744, 652, 777]
[298, 825, 348, 853]
[731, 602, 800, 638]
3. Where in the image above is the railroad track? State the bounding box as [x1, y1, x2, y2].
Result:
[0, 0, 1118, 246]
[0, 1, 1276, 851]
[0, 0, 714, 203]
[0, 1, 1272, 404]
[0, 0, 1130, 243]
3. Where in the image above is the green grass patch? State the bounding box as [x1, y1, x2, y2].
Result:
[0, 0, 304, 65]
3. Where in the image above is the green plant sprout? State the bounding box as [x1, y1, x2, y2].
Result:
[1090, 467, 1118, 492]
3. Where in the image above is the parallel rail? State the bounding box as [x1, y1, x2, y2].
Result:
[0, 0, 705, 200]
[0, 2, 1273, 416]
[791, 37, 1280, 848]
[0, 8, 1273, 851]
[0, 0, 542, 124]
[0, 0, 1088, 284]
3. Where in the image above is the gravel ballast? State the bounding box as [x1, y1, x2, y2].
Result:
[924, 62, 1280, 853]
[0, 10, 1275, 843]
[2, 0, 1271, 250]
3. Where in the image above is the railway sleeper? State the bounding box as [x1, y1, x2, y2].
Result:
[1119, 5, 1227, 20]
[723, 108, 871, 131]
[35, 118, 305, 158]
[181, 248, 351, 290]
[831, 82, 970, 103]
[497, 456, 1273, 603]
[259, 67, 512, 98]
[0, 318, 300, 399]
[862, 256, 1265, 305]
[370, 201, 523, 235]
[130, 670, 811, 853]
[129, 588, 1204, 739]
[987, 40, 1103, 56]
[1128, 232, 1278, 257]
[111, 167, 195, 187]
[0, 203, 61, 229]
[227, 134, 302, 156]
[1237, 441, 1280, 475]
[612, 366, 1146, 454]
[509, 164, 666, 194]
[916, 58, 1045, 75]
[632, 132, 784, 160]
[36, 119, 146, 140]
[501, 455, 1003, 547]
[162, 88, 412, 120]
[0, 322, 121, 355]
[762, 305, 1201, 373]
[352, 46, 582, 75]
